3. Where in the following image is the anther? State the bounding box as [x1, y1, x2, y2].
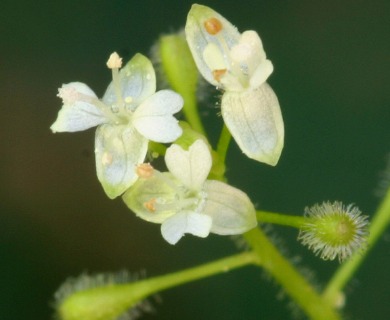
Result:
[106, 52, 123, 69]
[136, 163, 154, 178]
[212, 69, 227, 82]
[144, 198, 156, 212]
[204, 17, 223, 35]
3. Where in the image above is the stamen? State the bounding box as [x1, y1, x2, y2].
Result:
[212, 69, 227, 82]
[106, 52, 123, 69]
[144, 198, 156, 212]
[57, 86, 81, 105]
[204, 17, 223, 35]
[136, 163, 154, 178]
[106, 52, 125, 113]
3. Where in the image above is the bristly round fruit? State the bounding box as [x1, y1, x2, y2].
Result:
[298, 201, 369, 262]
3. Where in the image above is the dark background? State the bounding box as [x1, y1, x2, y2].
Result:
[1, 0, 389, 319]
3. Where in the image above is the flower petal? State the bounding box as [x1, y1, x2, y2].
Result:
[132, 90, 183, 143]
[122, 172, 179, 224]
[230, 30, 273, 88]
[102, 53, 156, 111]
[203, 180, 257, 235]
[221, 83, 284, 166]
[161, 211, 212, 245]
[51, 83, 107, 132]
[230, 31, 266, 69]
[185, 4, 240, 87]
[249, 60, 274, 89]
[95, 124, 148, 199]
[165, 139, 212, 191]
[202, 42, 228, 71]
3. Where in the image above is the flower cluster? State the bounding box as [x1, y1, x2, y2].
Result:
[50, 4, 285, 244]
[50, 4, 379, 320]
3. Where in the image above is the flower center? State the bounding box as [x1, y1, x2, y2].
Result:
[201, 23, 254, 90]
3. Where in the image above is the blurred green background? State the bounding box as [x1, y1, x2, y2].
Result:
[1, 0, 389, 319]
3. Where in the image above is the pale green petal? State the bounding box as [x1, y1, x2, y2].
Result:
[122, 172, 179, 223]
[221, 83, 284, 166]
[165, 140, 212, 191]
[185, 4, 240, 87]
[161, 211, 212, 245]
[249, 59, 274, 89]
[230, 31, 273, 88]
[133, 90, 183, 143]
[102, 53, 156, 110]
[230, 31, 266, 70]
[95, 124, 148, 199]
[203, 180, 257, 235]
[50, 102, 107, 133]
[51, 82, 107, 132]
[202, 43, 228, 71]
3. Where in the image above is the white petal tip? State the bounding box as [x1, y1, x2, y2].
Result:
[161, 212, 212, 245]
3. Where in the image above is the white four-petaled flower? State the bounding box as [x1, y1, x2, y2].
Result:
[51, 53, 183, 198]
[123, 139, 257, 244]
[185, 4, 284, 165]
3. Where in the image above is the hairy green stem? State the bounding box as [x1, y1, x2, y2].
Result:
[58, 252, 259, 320]
[244, 228, 341, 320]
[146, 250, 259, 292]
[323, 187, 390, 306]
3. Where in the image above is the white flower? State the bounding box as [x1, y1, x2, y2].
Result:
[123, 139, 257, 244]
[185, 4, 284, 166]
[51, 53, 183, 198]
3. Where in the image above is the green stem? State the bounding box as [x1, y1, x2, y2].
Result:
[244, 228, 341, 320]
[257, 210, 305, 228]
[145, 251, 259, 292]
[159, 34, 206, 136]
[323, 187, 390, 306]
[181, 94, 206, 136]
[216, 124, 232, 164]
